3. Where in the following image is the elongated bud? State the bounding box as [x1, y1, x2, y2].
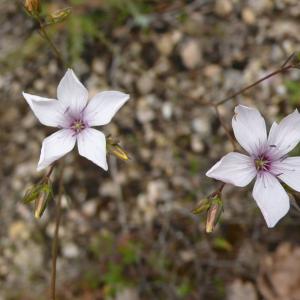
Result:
[24, 0, 41, 14]
[192, 198, 210, 215]
[206, 196, 223, 233]
[107, 136, 130, 161]
[45, 7, 72, 25]
[23, 182, 53, 218]
[34, 190, 50, 219]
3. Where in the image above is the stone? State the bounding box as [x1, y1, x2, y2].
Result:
[242, 7, 256, 25]
[180, 39, 202, 69]
[227, 279, 258, 300]
[215, 0, 233, 17]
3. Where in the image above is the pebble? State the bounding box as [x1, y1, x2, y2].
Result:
[162, 102, 173, 120]
[156, 33, 175, 56]
[137, 72, 155, 94]
[242, 7, 256, 25]
[215, 0, 233, 17]
[191, 135, 204, 153]
[82, 200, 97, 217]
[227, 279, 258, 300]
[180, 39, 202, 69]
[9, 221, 30, 240]
[192, 118, 210, 135]
[137, 97, 155, 123]
[115, 288, 140, 300]
[62, 243, 80, 259]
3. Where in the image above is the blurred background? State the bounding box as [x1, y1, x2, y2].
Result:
[1, 0, 300, 299]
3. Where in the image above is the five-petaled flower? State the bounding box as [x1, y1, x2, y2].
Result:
[23, 69, 129, 171]
[206, 105, 300, 227]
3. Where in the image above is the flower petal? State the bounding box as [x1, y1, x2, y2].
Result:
[267, 110, 300, 158]
[272, 157, 300, 192]
[23, 92, 66, 127]
[57, 69, 88, 114]
[252, 172, 289, 228]
[232, 105, 267, 156]
[206, 152, 256, 187]
[84, 91, 129, 126]
[77, 128, 108, 170]
[37, 129, 76, 171]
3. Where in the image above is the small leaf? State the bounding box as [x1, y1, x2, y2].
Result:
[23, 182, 53, 218]
[23, 184, 43, 204]
[213, 237, 233, 252]
[192, 198, 210, 215]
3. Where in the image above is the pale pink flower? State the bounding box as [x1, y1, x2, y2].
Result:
[206, 105, 300, 227]
[23, 69, 129, 171]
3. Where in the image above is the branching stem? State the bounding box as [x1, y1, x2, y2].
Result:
[216, 62, 298, 106]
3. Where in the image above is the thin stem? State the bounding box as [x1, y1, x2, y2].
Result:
[216, 64, 295, 106]
[50, 163, 65, 300]
[35, 16, 65, 67]
[45, 164, 56, 181]
[280, 52, 296, 68]
[35, 15, 66, 66]
[209, 182, 226, 199]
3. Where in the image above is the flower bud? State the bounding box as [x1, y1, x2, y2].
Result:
[107, 136, 130, 161]
[45, 7, 72, 25]
[23, 184, 44, 204]
[206, 196, 223, 233]
[23, 182, 53, 218]
[34, 190, 50, 219]
[24, 0, 40, 14]
[192, 198, 210, 215]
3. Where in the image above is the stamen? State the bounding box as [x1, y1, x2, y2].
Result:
[70, 119, 85, 134]
[255, 154, 271, 172]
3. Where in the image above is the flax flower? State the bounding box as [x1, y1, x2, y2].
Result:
[23, 69, 129, 171]
[206, 105, 300, 227]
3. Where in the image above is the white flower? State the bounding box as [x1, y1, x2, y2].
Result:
[23, 69, 129, 171]
[206, 105, 300, 227]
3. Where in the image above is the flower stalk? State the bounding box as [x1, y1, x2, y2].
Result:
[50, 162, 65, 300]
[24, 1, 67, 67]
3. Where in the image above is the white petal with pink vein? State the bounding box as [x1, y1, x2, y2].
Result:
[23, 68, 130, 171]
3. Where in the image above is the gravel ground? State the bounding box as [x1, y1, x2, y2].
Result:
[1, 0, 300, 299]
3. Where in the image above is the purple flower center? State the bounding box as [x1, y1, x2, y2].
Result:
[255, 154, 271, 172]
[63, 106, 89, 134]
[70, 119, 86, 133]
